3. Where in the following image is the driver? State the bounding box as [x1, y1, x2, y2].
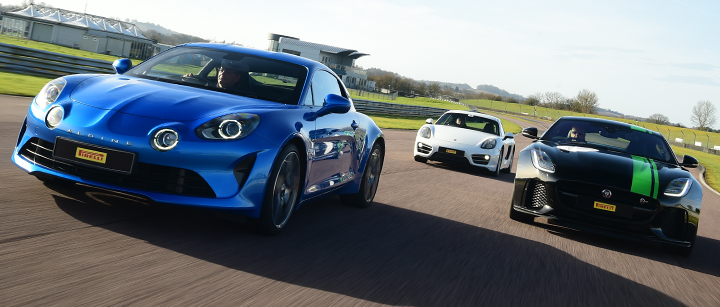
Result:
[568, 125, 586, 142]
[454, 116, 467, 128]
[184, 60, 249, 90]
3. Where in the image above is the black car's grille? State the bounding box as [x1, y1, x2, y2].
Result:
[555, 180, 657, 223]
[524, 181, 548, 209]
[20, 137, 216, 198]
[652, 207, 687, 241]
[417, 142, 432, 154]
[471, 154, 490, 165]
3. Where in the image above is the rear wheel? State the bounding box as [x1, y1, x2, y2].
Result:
[253, 144, 301, 235]
[341, 143, 384, 208]
[509, 201, 534, 223]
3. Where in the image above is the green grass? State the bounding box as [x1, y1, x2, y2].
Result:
[0, 35, 144, 65]
[0, 71, 53, 96]
[671, 146, 720, 191]
[352, 94, 472, 111]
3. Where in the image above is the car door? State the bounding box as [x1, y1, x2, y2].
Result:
[305, 70, 359, 194]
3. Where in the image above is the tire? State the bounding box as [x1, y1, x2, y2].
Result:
[414, 155, 427, 163]
[509, 201, 534, 223]
[341, 143, 384, 208]
[501, 148, 514, 173]
[253, 144, 302, 235]
[662, 228, 697, 257]
[491, 149, 503, 177]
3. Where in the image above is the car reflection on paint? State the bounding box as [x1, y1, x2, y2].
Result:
[509, 116, 702, 256]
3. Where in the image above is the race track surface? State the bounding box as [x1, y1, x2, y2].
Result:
[1, 96, 719, 306]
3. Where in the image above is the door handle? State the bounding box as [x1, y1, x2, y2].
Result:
[351, 121, 359, 130]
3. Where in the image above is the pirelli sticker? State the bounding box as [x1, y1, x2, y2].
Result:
[593, 201, 616, 212]
[75, 147, 107, 164]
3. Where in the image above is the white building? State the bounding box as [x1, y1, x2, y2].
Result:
[267, 33, 375, 91]
[0, 5, 155, 59]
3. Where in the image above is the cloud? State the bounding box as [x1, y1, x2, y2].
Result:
[656, 75, 720, 87]
[668, 63, 718, 71]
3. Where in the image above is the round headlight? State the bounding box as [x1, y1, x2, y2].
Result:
[219, 120, 242, 139]
[151, 129, 179, 151]
[419, 126, 431, 138]
[45, 106, 64, 129]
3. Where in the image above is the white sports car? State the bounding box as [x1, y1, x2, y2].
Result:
[413, 110, 516, 176]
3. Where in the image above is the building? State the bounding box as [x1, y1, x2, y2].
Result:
[0, 5, 155, 59]
[267, 33, 375, 91]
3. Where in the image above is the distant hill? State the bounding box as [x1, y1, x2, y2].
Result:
[128, 19, 210, 45]
[474, 84, 525, 101]
[419, 80, 473, 90]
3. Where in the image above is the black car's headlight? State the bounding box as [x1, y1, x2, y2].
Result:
[480, 138, 497, 149]
[531, 149, 555, 173]
[195, 113, 260, 140]
[419, 126, 431, 139]
[664, 178, 692, 197]
[35, 78, 67, 108]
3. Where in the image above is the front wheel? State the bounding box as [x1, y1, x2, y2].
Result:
[491, 149, 503, 177]
[414, 155, 427, 163]
[501, 148, 514, 173]
[341, 143, 384, 208]
[253, 144, 302, 235]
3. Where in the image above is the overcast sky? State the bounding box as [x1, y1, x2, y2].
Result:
[20, 0, 720, 128]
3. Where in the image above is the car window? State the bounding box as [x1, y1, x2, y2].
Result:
[542, 119, 675, 163]
[436, 113, 500, 135]
[310, 70, 342, 106]
[151, 53, 212, 76]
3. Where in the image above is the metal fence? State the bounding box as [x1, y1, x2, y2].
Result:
[0, 42, 114, 77]
[353, 99, 450, 118]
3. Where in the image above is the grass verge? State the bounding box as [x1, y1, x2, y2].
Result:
[671, 146, 719, 191]
[0, 71, 53, 96]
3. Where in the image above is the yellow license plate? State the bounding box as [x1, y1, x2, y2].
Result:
[593, 201, 616, 212]
[445, 149, 457, 154]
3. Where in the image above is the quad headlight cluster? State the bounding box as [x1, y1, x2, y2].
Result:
[195, 113, 260, 140]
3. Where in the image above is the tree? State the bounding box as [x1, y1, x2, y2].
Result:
[691, 100, 717, 130]
[575, 89, 598, 114]
[542, 92, 565, 109]
[524, 93, 542, 106]
[427, 83, 441, 98]
[647, 113, 670, 125]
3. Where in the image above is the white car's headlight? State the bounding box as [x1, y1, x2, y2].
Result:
[480, 138, 496, 149]
[419, 126, 431, 139]
[35, 78, 67, 108]
[664, 178, 692, 197]
[195, 113, 260, 140]
[531, 149, 555, 173]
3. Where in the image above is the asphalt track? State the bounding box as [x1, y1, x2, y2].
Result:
[1, 95, 719, 306]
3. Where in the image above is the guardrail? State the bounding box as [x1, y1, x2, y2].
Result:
[353, 99, 451, 118]
[0, 42, 114, 77]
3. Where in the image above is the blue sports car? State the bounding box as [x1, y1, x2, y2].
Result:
[12, 43, 385, 234]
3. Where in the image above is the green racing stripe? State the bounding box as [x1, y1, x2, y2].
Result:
[630, 155, 659, 198]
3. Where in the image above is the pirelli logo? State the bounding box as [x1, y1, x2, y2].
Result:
[593, 201, 616, 212]
[75, 147, 107, 164]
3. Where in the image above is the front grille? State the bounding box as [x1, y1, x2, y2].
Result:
[524, 181, 547, 209]
[652, 207, 687, 240]
[557, 180, 658, 210]
[438, 147, 465, 156]
[429, 152, 470, 165]
[471, 154, 490, 165]
[20, 137, 216, 198]
[555, 180, 657, 223]
[417, 142, 432, 154]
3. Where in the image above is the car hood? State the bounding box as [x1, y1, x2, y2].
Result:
[70, 75, 279, 121]
[433, 125, 496, 145]
[536, 142, 690, 198]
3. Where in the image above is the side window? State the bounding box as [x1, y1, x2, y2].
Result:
[303, 83, 314, 106]
[311, 70, 343, 106]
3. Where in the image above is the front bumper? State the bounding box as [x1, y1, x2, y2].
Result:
[413, 136, 499, 171]
[12, 103, 280, 216]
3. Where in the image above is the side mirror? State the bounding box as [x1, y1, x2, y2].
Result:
[522, 127, 538, 139]
[112, 58, 132, 74]
[503, 132, 514, 140]
[317, 94, 351, 117]
[680, 155, 699, 168]
[426, 118, 433, 124]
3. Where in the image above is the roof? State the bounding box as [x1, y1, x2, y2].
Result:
[446, 110, 501, 122]
[278, 37, 369, 58]
[5, 5, 150, 40]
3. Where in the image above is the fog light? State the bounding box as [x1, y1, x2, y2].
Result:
[151, 128, 179, 151]
[484, 155, 490, 160]
[45, 106, 64, 129]
[219, 120, 242, 139]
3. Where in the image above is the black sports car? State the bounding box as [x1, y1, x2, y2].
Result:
[509, 117, 702, 256]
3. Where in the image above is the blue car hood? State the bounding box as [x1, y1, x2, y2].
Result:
[70, 75, 278, 121]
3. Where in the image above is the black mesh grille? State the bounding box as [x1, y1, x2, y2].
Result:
[417, 142, 432, 154]
[20, 137, 216, 198]
[653, 207, 687, 240]
[471, 154, 490, 165]
[525, 181, 547, 209]
[557, 180, 657, 210]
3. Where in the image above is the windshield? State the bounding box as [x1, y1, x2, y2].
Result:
[436, 113, 500, 136]
[542, 119, 676, 163]
[125, 46, 307, 104]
